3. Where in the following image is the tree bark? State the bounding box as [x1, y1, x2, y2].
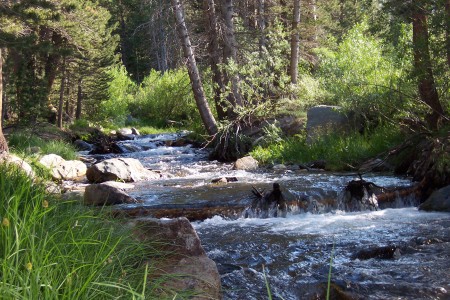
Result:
[0, 48, 9, 153]
[411, 7, 445, 130]
[76, 78, 82, 120]
[57, 57, 66, 129]
[204, 0, 227, 120]
[257, 0, 266, 55]
[221, 0, 243, 108]
[171, 0, 218, 136]
[290, 0, 301, 84]
[445, 0, 450, 68]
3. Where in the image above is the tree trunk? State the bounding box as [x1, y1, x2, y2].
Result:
[171, 0, 218, 136]
[158, 0, 169, 73]
[57, 57, 66, 129]
[257, 0, 266, 55]
[310, 0, 317, 41]
[221, 0, 243, 108]
[445, 0, 450, 68]
[76, 78, 82, 120]
[0, 48, 9, 153]
[290, 0, 301, 84]
[411, 8, 445, 130]
[44, 30, 62, 100]
[204, 0, 227, 120]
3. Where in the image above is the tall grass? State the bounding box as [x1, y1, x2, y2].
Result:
[7, 133, 77, 160]
[251, 124, 404, 170]
[0, 164, 175, 299]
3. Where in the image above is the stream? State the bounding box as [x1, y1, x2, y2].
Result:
[90, 132, 450, 299]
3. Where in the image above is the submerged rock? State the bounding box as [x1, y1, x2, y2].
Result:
[352, 245, 401, 260]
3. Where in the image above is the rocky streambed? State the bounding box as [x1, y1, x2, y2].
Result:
[8, 129, 448, 299]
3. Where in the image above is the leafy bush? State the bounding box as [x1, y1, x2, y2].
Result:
[130, 69, 199, 127]
[318, 20, 414, 121]
[100, 66, 137, 126]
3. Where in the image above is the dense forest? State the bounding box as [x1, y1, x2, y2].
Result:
[0, 0, 448, 157]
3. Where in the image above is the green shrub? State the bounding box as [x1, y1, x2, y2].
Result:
[131, 69, 199, 127]
[317, 20, 414, 121]
[100, 66, 137, 126]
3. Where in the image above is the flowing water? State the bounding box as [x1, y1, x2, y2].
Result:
[94, 133, 450, 299]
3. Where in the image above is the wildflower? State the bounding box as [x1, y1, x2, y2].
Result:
[2, 217, 10, 227]
[25, 262, 33, 271]
[42, 200, 49, 208]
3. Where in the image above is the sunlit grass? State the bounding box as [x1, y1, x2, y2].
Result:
[7, 133, 77, 160]
[0, 164, 179, 299]
[251, 124, 404, 170]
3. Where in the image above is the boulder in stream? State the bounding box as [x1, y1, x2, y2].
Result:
[86, 157, 160, 183]
[84, 183, 139, 205]
[419, 185, 450, 212]
[131, 217, 221, 299]
[234, 156, 258, 170]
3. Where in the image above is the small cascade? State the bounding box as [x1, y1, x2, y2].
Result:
[337, 179, 379, 212]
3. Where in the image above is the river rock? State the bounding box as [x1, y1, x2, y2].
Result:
[132, 217, 221, 299]
[117, 128, 135, 141]
[74, 139, 93, 151]
[39, 154, 65, 169]
[39, 154, 87, 181]
[51, 160, 87, 180]
[86, 158, 160, 183]
[234, 156, 258, 170]
[84, 183, 139, 205]
[211, 177, 238, 183]
[419, 185, 450, 212]
[352, 245, 401, 260]
[306, 105, 355, 143]
[0, 154, 35, 179]
[131, 127, 140, 135]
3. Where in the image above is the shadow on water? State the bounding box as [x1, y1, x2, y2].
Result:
[91, 133, 450, 299]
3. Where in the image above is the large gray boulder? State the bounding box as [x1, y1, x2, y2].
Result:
[132, 217, 221, 299]
[419, 185, 450, 212]
[39, 154, 65, 168]
[234, 156, 259, 170]
[86, 158, 160, 183]
[51, 160, 87, 180]
[306, 105, 356, 143]
[84, 183, 139, 205]
[39, 154, 87, 180]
